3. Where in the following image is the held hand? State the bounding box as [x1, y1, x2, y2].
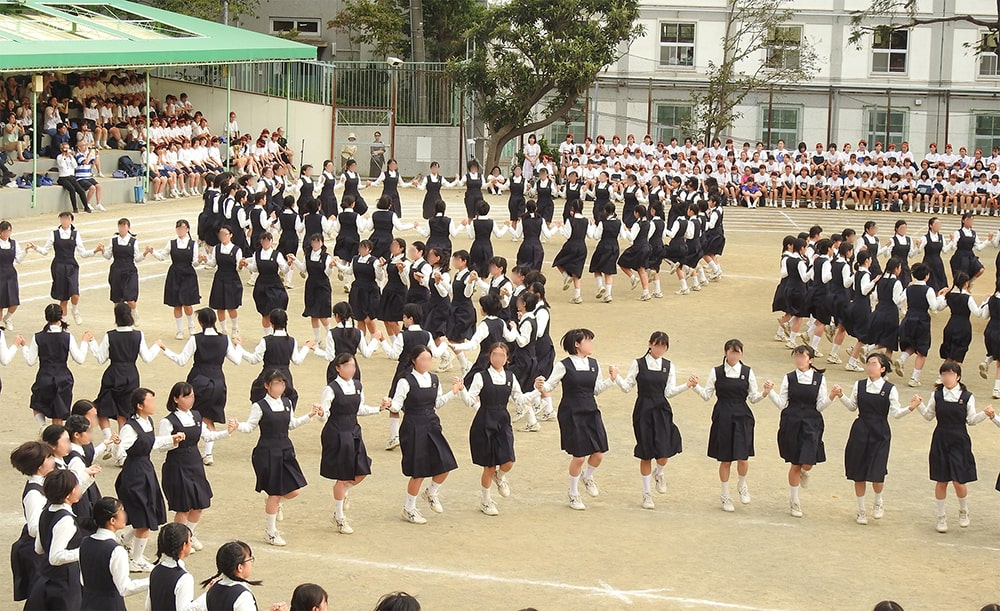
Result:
[81, 331, 94, 342]
[304, 340, 315, 349]
[534, 376, 545, 392]
[85, 464, 101, 476]
[171, 432, 185, 445]
[687, 374, 699, 388]
[937, 287, 950, 296]
[986, 405, 996, 419]
[452, 377, 463, 393]
[156, 339, 166, 350]
[14, 334, 25, 346]
[831, 384, 842, 398]
[762, 380, 775, 393]
[380, 397, 392, 411]
[227, 417, 240, 432]
[109, 433, 121, 445]
[232, 337, 242, 346]
[143, 246, 154, 256]
[373, 331, 384, 342]
[413, 272, 424, 283]
[909, 395, 923, 410]
[310, 404, 323, 418]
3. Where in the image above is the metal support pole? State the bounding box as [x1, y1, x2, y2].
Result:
[225, 65, 231, 165]
[885, 88, 892, 145]
[145, 71, 150, 199]
[330, 63, 338, 160]
[390, 68, 397, 161]
[646, 78, 652, 136]
[285, 62, 291, 146]
[766, 87, 774, 148]
[31, 76, 38, 209]
[943, 90, 951, 146]
[826, 86, 834, 145]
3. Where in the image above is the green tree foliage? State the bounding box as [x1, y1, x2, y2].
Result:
[849, 0, 1000, 55]
[138, 0, 259, 23]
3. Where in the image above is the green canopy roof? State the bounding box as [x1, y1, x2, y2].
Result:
[0, 0, 315, 72]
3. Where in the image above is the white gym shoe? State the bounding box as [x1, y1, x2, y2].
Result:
[100, 447, 112, 461]
[602, 295, 613, 303]
[595, 287, 605, 299]
[959, 508, 970, 527]
[385, 436, 400, 450]
[675, 287, 690, 296]
[630, 275, 639, 290]
[401, 507, 427, 524]
[826, 354, 843, 364]
[568, 494, 586, 511]
[582, 477, 599, 497]
[202, 454, 213, 466]
[690, 282, 702, 291]
[493, 472, 511, 497]
[2, 319, 12, 332]
[96, 203, 107, 212]
[845, 361, 864, 372]
[562, 276, 572, 291]
[641, 493, 655, 509]
[651, 291, 664, 298]
[979, 361, 989, 379]
[856, 510, 869, 525]
[738, 483, 751, 504]
[872, 500, 884, 519]
[638, 291, 651, 301]
[811, 348, 824, 358]
[936, 515, 948, 533]
[799, 470, 810, 488]
[190, 535, 204, 551]
[892, 358, 904, 377]
[422, 489, 443, 513]
[520, 422, 541, 432]
[72, 309, 82, 325]
[334, 517, 353, 534]
[129, 557, 153, 573]
[480, 500, 499, 516]
[539, 410, 556, 421]
[512, 406, 526, 422]
[654, 474, 667, 494]
[774, 332, 788, 342]
[264, 529, 286, 546]
[721, 496, 735, 512]
[175, 331, 184, 340]
[188, 324, 197, 336]
[570, 296, 583, 304]
[790, 501, 803, 518]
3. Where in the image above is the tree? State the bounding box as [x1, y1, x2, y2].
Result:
[849, 1, 1000, 54]
[327, 0, 485, 62]
[681, 0, 819, 145]
[137, 0, 259, 23]
[449, 0, 642, 171]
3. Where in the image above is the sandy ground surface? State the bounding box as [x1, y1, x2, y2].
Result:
[2, 189, 1000, 611]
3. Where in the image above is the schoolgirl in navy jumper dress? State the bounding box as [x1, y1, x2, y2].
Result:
[419, 201, 461, 255]
[243, 309, 311, 409]
[0, 220, 24, 330]
[422, 248, 452, 339]
[417, 163, 452, 220]
[866, 258, 904, 354]
[290, 233, 335, 342]
[27, 211, 98, 323]
[509, 292, 540, 428]
[300, 199, 333, 256]
[25, 469, 83, 611]
[833, 353, 921, 525]
[338, 240, 381, 336]
[24, 304, 92, 423]
[153, 220, 201, 340]
[459, 343, 526, 516]
[241, 233, 289, 331]
[860, 221, 883, 277]
[372, 160, 409, 217]
[617, 205, 654, 299]
[587, 204, 622, 302]
[694, 339, 765, 512]
[203, 226, 244, 334]
[529, 168, 556, 223]
[318, 161, 339, 217]
[200, 540, 259, 609]
[369, 196, 414, 261]
[949, 214, 987, 282]
[449, 294, 519, 387]
[78, 497, 149, 610]
[102, 219, 152, 309]
[276, 198, 302, 285]
[92, 303, 161, 434]
[145, 522, 204, 611]
[9, 441, 55, 603]
[161, 308, 245, 465]
[159, 382, 236, 548]
[921, 217, 949, 292]
[770, 236, 796, 319]
[116, 388, 181, 570]
[459, 161, 484, 220]
[467, 201, 508, 277]
[615, 331, 696, 510]
[514, 201, 551, 271]
[560, 172, 584, 222]
[893, 263, 945, 385]
[316, 302, 380, 383]
[447, 250, 478, 342]
[319, 354, 388, 534]
[376, 238, 409, 332]
[405, 241, 433, 315]
[332, 197, 367, 263]
[887, 220, 916, 286]
[551, 200, 590, 303]
[529, 328, 617, 511]
[235, 371, 321, 546]
[64, 417, 104, 520]
[391, 345, 461, 524]
[340, 160, 369, 215]
[913, 362, 997, 533]
[939, 272, 982, 364]
[765, 345, 835, 518]
[507, 166, 527, 223]
[980, 284, 1000, 395]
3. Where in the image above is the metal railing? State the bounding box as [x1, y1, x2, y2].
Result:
[153, 60, 459, 126]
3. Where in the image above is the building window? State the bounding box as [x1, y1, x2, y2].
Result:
[546, 104, 586, 150]
[655, 104, 692, 144]
[866, 107, 907, 147]
[974, 114, 1000, 153]
[270, 18, 321, 35]
[978, 32, 999, 77]
[766, 25, 802, 70]
[872, 29, 908, 74]
[760, 106, 799, 149]
[659, 23, 695, 67]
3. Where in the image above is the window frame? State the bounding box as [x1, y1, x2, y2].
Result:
[657, 22, 696, 69]
[972, 112, 1000, 154]
[870, 28, 909, 75]
[977, 31, 1000, 79]
[865, 106, 908, 148]
[765, 24, 803, 71]
[269, 18, 321, 36]
[759, 104, 801, 150]
[655, 103, 693, 145]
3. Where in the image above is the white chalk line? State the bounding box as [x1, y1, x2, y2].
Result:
[266, 548, 794, 610]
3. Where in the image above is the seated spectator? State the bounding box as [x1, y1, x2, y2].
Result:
[74, 140, 105, 211]
[56, 142, 92, 213]
[2, 112, 27, 161]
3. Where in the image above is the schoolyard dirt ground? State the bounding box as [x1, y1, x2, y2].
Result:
[1, 188, 998, 610]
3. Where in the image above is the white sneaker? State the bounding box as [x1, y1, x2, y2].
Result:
[738, 483, 751, 504]
[175, 331, 184, 340]
[845, 361, 864, 372]
[520, 422, 541, 432]
[264, 529, 286, 546]
[892, 358, 904, 377]
[72, 309, 82, 325]
[190, 535, 204, 551]
[641, 493, 655, 509]
[512, 406, 526, 422]
[979, 361, 989, 379]
[602, 295, 613, 303]
[480, 500, 499, 516]
[385, 436, 400, 450]
[774, 332, 788, 342]
[562, 276, 572, 291]
[570, 296, 583, 304]
[790, 501, 803, 518]
[651, 291, 664, 298]
[654, 474, 667, 494]
[129, 557, 153, 573]
[100, 447, 112, 461]
[690, 282, 702, 292]
[539, 410, 556, 421]
[826, 354, 842, 364]
[936, 515, 948, 533]
[959, 508, 970, 527]
[908, 378, 922, 387]
[401, 507, 427, 524]
[721, 496, 735, 512]
[675, 287, 690, 296]
[993, 389, 1000, 400]
[568, 494, 586, 510]
[334, 517, 353, 534]
[799, 470, 810, 488]
[856, 510, 869, 525]
[872, 500, 884, 519]
[114, 454, 126, 468]
[202, 454, 213, 466]
[638, 292, 651, 301]
[595, 287, 605, 299]
[493, 472, 511, 497]
[96, 203, 107, 212]
[2, 318, 11, 332]
[811, 348, 824, 358]
[188, 325, 197, 336]
[630, 275, 639, 290]
[582, 477, 599, 497]
[422, 489, 443, 513]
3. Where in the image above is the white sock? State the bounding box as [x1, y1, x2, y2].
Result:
[131, 536, 148, 560]
[679, 278, 688, 290]
[697, 268, 708, 284]
[654, 464, 665, 477]
[33, 412, 46, 427]
[404, 494, 417, 511]
[568, 475, 580, 496]
[523, 406, 538, 426]
[284, 268, 294, 285]
[561, 271, 569, 281]
[709, 261, 721, 274]
[721, 481, 730, 497]
[790, 485, 800, 503]
[186, 314, 194, 328]
[312, 327, 322, 343]
[847, 357, 858, 367]
[959, 496, 968, 511]
[738, 475, 747, 488]
[219, 319, 228, 333]
[456, 352, 471, 370]
[230, 315, 239, 331]
[573, 287, 581, 299]
[810, 334, 821, 349]
[175, 317, 183, 332]
[641, 474, 651, 494]
[856, 495, 866, 512]
[203, 440, 215, 456]
[481, 487, 492, 503]
[427, 482, 441, 496]
[595, 277, 605, 289]
[582, 466, 596, 480]
[873, 492, 883, 505]
[912, 368, 922, 381]
[605, 284, 613, 297]
[830, 343, 841, 356]
[936, 498, 946, 517]
[388, 417, 401, 437]
[187, 520, 198, 534]
[543, 397, 554, 414]
[101, 427, 112, 442]
[899, 352, 910, 363]
[653, 280, 661, 293]
[121, 527, 135, 546]
[334, 498, 345, 519]
[265, 512, 277, 532]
